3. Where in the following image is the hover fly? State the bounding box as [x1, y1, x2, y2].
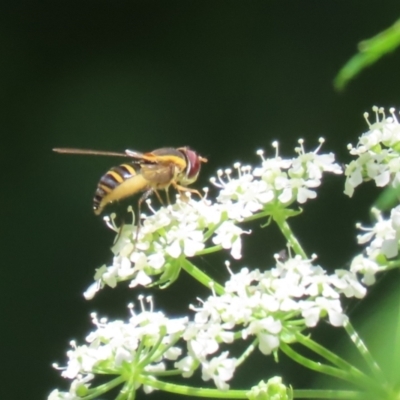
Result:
[53, 146, 208, 215]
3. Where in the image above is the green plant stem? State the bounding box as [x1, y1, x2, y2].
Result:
[280, 343, 387, 398]
[384, 259, 400, 270]
[235, 338, 258, 367]
[148, 369, 185, 377]
[181, 258, 225, 295]
[139, 376, 247, 398]
[273, 217, 308, 259]
[196, 245, 223, 255]
[204, 220, 225, 241]
[292, 390, 364, 399]
[138, 328, 166, 368]
[139, 376, 366, 399]
[344, 321, 387, 385]
[115, 382, 129, 400]
[242, 210, 271, 223]
[83, 376, 126, 400]
[294, 332, 363, 375]
[392, 286, 400, 385]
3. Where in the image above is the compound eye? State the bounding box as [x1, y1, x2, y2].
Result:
[185, 149, 201, 179]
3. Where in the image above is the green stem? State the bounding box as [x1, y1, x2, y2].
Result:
[82, 376, 126, 400]
[181, 258, 225, 295]
[148, 369, 185, 377]
[293, 390, 364, 399]
[235, 338, 258, 367]
[151, 332, 182, 363]
[295, 332, 363, 374]
[344, 321, 388, 386]
[115, 382, 129, 400]
[273, 217, 307, 259]
[242, 210, 272, 223]
[384, 259, 400, 270]
[138, 328, 166, 368]
[139, 376, 247, 398]
[196, 245, 223, 255]
[139, 376, 366, 399]
[281, 342, 348, 380]
[115, 381, 133, 400]
[391, 286, 400, 385]
[281, 343, 386, 398]
[204, 221, 225, 241]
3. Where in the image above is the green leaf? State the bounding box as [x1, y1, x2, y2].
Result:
[334, 19, 400, 90]
[373, 185, 400, 212]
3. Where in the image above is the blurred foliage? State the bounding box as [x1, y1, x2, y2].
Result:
[374, 185, 400, 213]
[335, 18, 400, 90]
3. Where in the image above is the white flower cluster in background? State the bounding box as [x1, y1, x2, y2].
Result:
[345, 107, 400, 286]
[351, 205, 400, 285]
[345, 106, 400, 197]
[85, 139, 342, 299]
[49, 297, 188, 400]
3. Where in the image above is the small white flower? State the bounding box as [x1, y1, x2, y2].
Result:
[166, 223, 205, 258]
[357, 209, 400, 260]
[174, 355, 197, 378]
[301, 297, 347, 327]
[212, 221, 245, 259]
[345, 107, 400, 196]
[48, 389, 77, 400]
[212, 164, 267, 220]
[292, 138, 342, 179]
[331, 270, 367, 299]
[201, 351, 236, 390]
[242, 317, 282, 355]
[350, 254, 381, 285]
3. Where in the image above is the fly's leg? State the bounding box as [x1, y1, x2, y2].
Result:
[171, 182, 203, 199]
[133, 188, 154, 249]
[153, 189, 164, 205]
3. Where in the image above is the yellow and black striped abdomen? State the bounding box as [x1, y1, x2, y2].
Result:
[93, 163, 149, 215]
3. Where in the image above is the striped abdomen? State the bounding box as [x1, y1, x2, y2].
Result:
[93, 163, 149, 215]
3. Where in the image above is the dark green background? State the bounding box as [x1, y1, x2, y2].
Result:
[2, 1, 400, 399]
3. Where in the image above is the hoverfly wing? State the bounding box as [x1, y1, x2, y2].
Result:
[53, 148, 129, 157]
[125, 148, 185, 167]
[140, 163, 174, 185]
[125, 149, 147, 159]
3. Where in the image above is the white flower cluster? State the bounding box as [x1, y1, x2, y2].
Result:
[51, 251, 366, 398]
[86, 140, 342, 298]
[49, 298, 188, 400]
[176, 255, 365, 390]
[351, 206, 400, 285]
[345, 106, 400, 197]
[84, 197, 246, 299]
[213, 139, 342, 220]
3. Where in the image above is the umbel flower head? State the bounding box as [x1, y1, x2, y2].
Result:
[345, 106, 400, 196]
[85, 139, 342, 299]
[344, 107, 400, 286]
[49, 252, 366, 399]
[49, 297, 189, 399]
[186, 253, 364, 363]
